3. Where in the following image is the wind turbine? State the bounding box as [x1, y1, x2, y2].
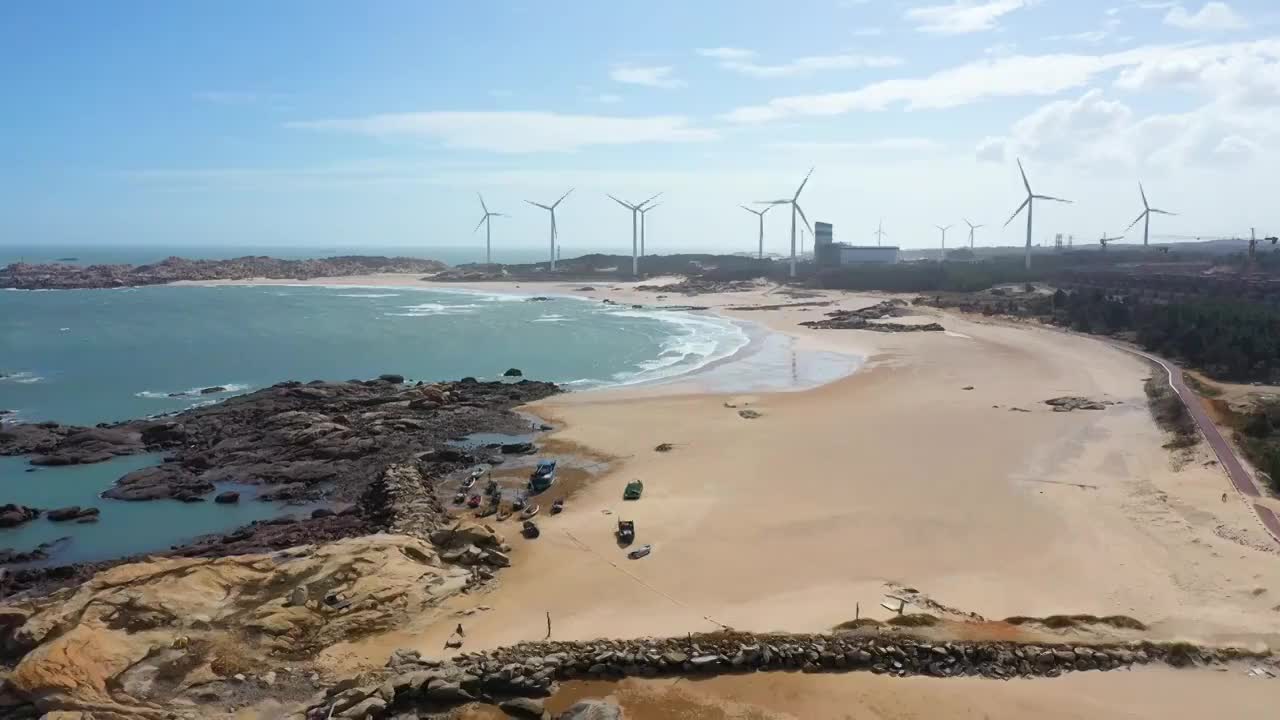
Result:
[741, 205, 773, 259]
[524, 189, 573, 271]
[963, 218, 984, 248]
[1099, 232, 1123, 251]
[639, 201, 661, 257]
[873, 219, 888, 247]
[474, 194, 507, 264]
[608, 193, 661, 276]
[1126, 182, 1176, 248]
[757, 167, 815, 278]
[935, 224, 953, 261]
[1003, 159, 1072, 270]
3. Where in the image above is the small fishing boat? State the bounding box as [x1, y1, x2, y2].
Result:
[550, 499, 565, 515]
[529, 459, 556, 492]
[520, 504, 540, 520]
[485, 479, 499, 496]
[623, 479, 644, 501]
[466, 494, 482, 508]
[461, 475, 476, 491]
[522, 520, 540, 539]
[453, 491, 466, 505]
[496, 507, 511, 522]
[616, 520, 635, 545]
[627, 544, 652, 560]
[470, 464, 489, 479]
[511, 494, 526, 511]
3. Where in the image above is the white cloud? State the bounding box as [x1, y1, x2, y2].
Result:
[696, 47, 755, 60]
[724, 39, 1280, 124]
[596, 94, 623, 104]
[286, 112, 716, 153]
[712, 51, 904, 78]
[610, 65, 684, 88]
[769, 138, 944, 152]
[975, 136, 1008, 161]
[905, 0, 1034, 35]
[1163, 3, 1247, 31]
[852, 27, 885, 37]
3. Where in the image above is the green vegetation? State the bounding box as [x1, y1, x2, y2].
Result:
[816, 258, 1039, 293]
[1002, 614, 1147, 631]
[885, 613, 939, 628]
[1235, 399, 1280, 495]
[1144, 374, 1199, 450]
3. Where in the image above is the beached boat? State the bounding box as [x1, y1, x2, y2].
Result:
[616, 520, 635, 545]
[453, 491, 466, 504]
[460, 476, 476, 491]
[466, 494, 482, 508]
[522, 520, 540, 539]
[529, 459, 556, 492]
[511, 494, 526, 511]
[496, 508, 511, 522]
[627, 544, 651, 560]
[623, 479, 644, 500]
[550, 499, 564, 515]
[485, 479, 499, 496]
[521, 504, 539, 520]
[470, 464, 488, 479]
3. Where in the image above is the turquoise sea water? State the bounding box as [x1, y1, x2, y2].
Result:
[1, 282, 751, 564]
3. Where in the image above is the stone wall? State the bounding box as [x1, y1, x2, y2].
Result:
[299, 631, 1275, 719]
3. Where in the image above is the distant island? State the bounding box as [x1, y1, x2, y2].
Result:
[0, 255, 448, 290]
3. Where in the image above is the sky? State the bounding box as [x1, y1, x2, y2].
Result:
[2, 0, 1279, 258]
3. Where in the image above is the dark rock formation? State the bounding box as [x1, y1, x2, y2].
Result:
[1045, 397, 1111, 412]
[800, 300, 943, 332]
[0, 256, 448, 291]
[214, 491, 240, 504]
[503, 368, 524, 377]
[0, 505, 40, 528]
[199, 386, 227, 395]
[0, 538, 69, 565]
[45, 506, 99, 522]
[104, 465, 211, 501]
[4, 426, 144, 466]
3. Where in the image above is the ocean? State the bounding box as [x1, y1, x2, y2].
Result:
[0, 281, 752, 563]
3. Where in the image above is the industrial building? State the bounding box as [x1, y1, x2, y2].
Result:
[813, 221, 900, 266]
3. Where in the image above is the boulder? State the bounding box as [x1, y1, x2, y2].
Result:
[424, 680, 473, 702]
[104, 465, 212, 501]
[198, 386, 227, 395]
[311, 507, 335, 519]
[46, 506, 98, 522]
[558, 700, 623, 720]
[378, 374, 405, 384]
[430, 522, 505, 550]
[0, 504, 40, 528]
[503, 368, 524, 378]
[500, 697, 547, 719]
[214, 491, 240, 504]
[501, 442, 535, 454]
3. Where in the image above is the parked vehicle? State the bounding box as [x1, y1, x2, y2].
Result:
[616, 520, 635, 545]
[623, 479, 644, 501]
[627, 544, 652, 560]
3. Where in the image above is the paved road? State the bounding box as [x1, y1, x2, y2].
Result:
[1126, 347, 1280, 544]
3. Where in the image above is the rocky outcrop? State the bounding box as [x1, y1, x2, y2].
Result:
[1045, 397, 1113, 412]
[504, 368, 524, 377]
[214, 491, 240, 504]
[0, 256, 449, 290]
[293, 632, 1274, 719]
[44, 507, 99, 523]
[2, 535, 471, 718]
[0, 504, 40, 528]
[0, 426, 145, 466]
[103, 465, 212, 501]
[801, 303, 943, 332]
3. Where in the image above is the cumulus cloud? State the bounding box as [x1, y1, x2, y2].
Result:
[610, 65, 684, 88]
[1163, 2, 1247, 31]
[286, 111, 716, 153]
[706, 49, 903, 78]
[905, 0, 1034, 35]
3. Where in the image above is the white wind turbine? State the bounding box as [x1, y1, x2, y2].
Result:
[639, 201, 661, 257]
[525, 189, 573, 271]
[740, 205, 773, 259]
[757, 167, 815, 278]
[1003, 158, 1072, 270]
[935, 224, 953, 261]
[474, 193, 507, 264]
[608, 192, 662, 276]
[1126, 182, 1176, 248]
[873, 219, 888, 247]
[963, 218, 984, 248]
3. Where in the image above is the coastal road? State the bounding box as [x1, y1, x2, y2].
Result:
[1123, 346, 1280, 545]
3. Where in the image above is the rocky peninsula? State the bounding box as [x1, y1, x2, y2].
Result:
[0, 375, 559, 594]
[0, 255, 448, 290]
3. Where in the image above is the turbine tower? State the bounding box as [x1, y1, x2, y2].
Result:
[639, 201, 661, 257]
[963, 218, 984, 248]
[474, 193, 507, 264]
[935, 224, 953, 261]
[1003, 158, 1072, 270]
[757, 168, 815, 278]
[1126, 182, 1176, 247]
[873, 219, 888, 247]
[608, 193, 661, 276]
[741, 205, 773, 259]
[524, 189, 573, 271]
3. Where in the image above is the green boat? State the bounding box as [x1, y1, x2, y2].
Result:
[623, 479, 644, 500]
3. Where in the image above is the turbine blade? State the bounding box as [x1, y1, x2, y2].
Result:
[1017, 158, 1031, 195]
[1033, 194, 1072, 204]
[794, 203, 813, 234]
[552, 188, 574, 208]
[1125, 210, 1147, 232]
[756, 199, 790, 205]
[740, 205, 762, 216]
[964, 217, 974, 228]
[1003, 197, 1030, 227]
[794, 167, 814, 200]
[643, 202, 661, 212]
[1150, 209, 1176, 216]
[640, 192, 663, 208]
[492, 213, 509, 217]
[474, 215, 487, 233]
[478, 192, 488, 214]
[525, 200, 551, 210]
[1139, 182, 1148, 209]
[607, 194, 633, 210]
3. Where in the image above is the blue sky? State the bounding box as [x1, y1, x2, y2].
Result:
[3, 0, 1279, 257]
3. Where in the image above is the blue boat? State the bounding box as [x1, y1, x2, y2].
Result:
[529, 459, 556, 492]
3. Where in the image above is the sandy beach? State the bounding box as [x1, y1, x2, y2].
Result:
[183, 274, 1280, 714]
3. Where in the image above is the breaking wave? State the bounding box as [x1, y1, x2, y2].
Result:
[0, 371, 43, 384]
[135, 383, 250, 400]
